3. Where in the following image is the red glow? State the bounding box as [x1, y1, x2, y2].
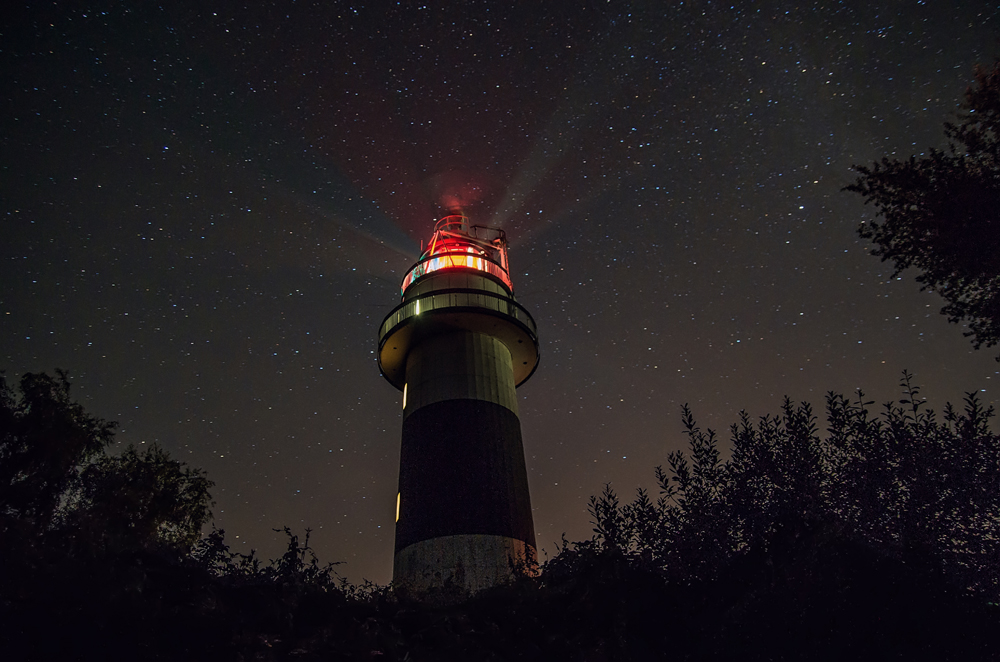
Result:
[401, 215, 512, 294]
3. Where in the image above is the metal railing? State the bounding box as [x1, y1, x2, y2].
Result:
[379, 289, 537, 341]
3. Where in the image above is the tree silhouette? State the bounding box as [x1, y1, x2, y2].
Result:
[0, 370, 214, 559]
[63, 443, 213, 554]
[588, 372, 1000, 600]
[0, 370, 116, 538]
[846, 61, 1000, 358]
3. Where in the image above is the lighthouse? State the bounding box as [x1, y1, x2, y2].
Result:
[377, 212, 539, 597]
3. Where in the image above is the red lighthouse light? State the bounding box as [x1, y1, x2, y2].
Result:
[400, 214, 513, 295]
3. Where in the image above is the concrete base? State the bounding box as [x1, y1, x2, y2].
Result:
[394, 534, 537, 599]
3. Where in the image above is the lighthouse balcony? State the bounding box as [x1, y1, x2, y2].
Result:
[377, 289, 539, 390]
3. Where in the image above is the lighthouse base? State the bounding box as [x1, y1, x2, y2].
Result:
[393, 534, 537, 600]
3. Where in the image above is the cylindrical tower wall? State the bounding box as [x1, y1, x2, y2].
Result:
[402, 330, 519, 418]
[393, 330, 536, 596]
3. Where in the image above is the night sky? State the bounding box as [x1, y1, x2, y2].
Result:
[3, 2, 999, 584]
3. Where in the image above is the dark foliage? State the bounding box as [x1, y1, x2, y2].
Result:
[0, 370, 116, 536]
[846, 60, 1000, 358]
[2, 370, 998, 660]
[581, 371, 999, 659]
[0, 371, 213, 557]
[588, 372, 1000, 597]
[65, 443, 214, 553]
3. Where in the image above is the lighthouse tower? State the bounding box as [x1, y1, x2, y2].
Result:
[377, 212, 539, 597]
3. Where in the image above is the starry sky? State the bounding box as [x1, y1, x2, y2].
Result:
[3, 1, 999, 584]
